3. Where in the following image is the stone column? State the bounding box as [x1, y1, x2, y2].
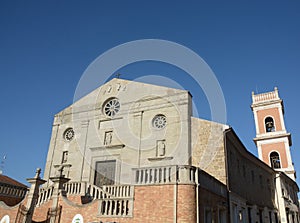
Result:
[48, 166, 70, 223]
[24, 168, 46, 223]
[49, 175, 70, 210]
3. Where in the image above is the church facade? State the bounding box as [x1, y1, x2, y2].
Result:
[0, 78, 299, 223]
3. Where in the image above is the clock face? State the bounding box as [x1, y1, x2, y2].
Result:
[152, 115, 167, 129]
[103, 98, 120, 117]
[64, 128, 74, 141]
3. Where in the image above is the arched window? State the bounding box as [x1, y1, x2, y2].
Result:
[265, 117, 275, 132]
[270, 151, 281, 169]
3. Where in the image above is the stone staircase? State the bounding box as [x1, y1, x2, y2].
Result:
[36, 182, 134, 217]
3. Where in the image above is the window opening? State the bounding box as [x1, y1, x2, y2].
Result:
[270, 151, 281, 169]
[104, 131, 113, 145]
[62, 151, 68, 164]
[156, 140, 166, 157]
[265, 117, 275, 132]
[94, 160, 116, 187]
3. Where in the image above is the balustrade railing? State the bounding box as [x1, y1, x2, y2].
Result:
[35, 165, 203, 218]
[252, 88, 279, 103]
[99, 198, 133, 217]
[103, 185, 132, 198]
[63, 181, 84, 195]
[133, 165, 196, 185]
[36, 181, 134, 214]
[86, 183, 110, 199]
[36, 185, 54, 206]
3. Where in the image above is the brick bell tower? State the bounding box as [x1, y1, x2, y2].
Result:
[251, 87, 296, 180]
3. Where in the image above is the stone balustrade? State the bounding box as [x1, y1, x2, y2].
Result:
[102, 185, 132, 198]
[99, 198, 133, 217]
[132, 165, 196, 185]
[86, 183, 111, 199]
[63, 181, 84, 195]
[36, 181, 134, 212]
[36, 185, 54, 206]
[252, 88, 279, 104]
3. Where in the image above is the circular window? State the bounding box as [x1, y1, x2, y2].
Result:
[103, 98, 120, 117]
[64, 128, 75, 141]
[152, 115, 167, 129]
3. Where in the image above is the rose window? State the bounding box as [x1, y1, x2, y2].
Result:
[152, 115, 167, 129]
[103, 98, 120, 117]
[64, 128, 75, 141]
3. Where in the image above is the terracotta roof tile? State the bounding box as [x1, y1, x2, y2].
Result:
[0, 174, 28, 188]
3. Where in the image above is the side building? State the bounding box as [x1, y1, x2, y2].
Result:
[0, 174, 28, 207]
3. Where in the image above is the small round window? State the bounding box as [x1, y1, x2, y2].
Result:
[103, 98, 120, 117]
[64, 128, 74, 141]
[152, 115, 167, 129]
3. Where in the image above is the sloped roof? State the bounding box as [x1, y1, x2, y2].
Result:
[0, 174, 28, 188]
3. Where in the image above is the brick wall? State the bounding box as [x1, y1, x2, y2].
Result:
[33, 200, 52, 222]
[30, 184, 197, 223]
[261, 142, 288, 168]
[256, 107, 283, 133]
[177, 184, 196, 223]
[0, 202, 19, 223]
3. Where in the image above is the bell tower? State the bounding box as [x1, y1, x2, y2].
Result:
[251, 87, 296, 180]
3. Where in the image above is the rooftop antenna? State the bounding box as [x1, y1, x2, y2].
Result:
[0, 155, 6, 175]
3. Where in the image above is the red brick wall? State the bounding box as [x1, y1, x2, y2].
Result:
[257, 108, 282, 134]
[133, 185, 175, 222]
[177, 184, 196, 222]
[0, 197, 28, 223]
[33, 200, 52, 222]
[261, 142, 288, 168]
[30, 184, 197, 223]
[0, 203, 19, 223]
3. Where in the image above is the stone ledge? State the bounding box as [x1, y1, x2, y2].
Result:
[90, 144, 125, 151]
[147, 156, 173, 161]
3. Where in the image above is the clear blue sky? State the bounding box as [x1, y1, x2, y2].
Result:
[0, 1, 299, 188]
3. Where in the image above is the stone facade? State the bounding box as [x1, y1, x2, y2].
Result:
[44, 78, 192, 186]
[0, 79, 299, 223]
[191, 118, 228, 184]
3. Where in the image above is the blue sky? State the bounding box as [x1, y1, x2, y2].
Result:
[0, 1, 300, 188]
